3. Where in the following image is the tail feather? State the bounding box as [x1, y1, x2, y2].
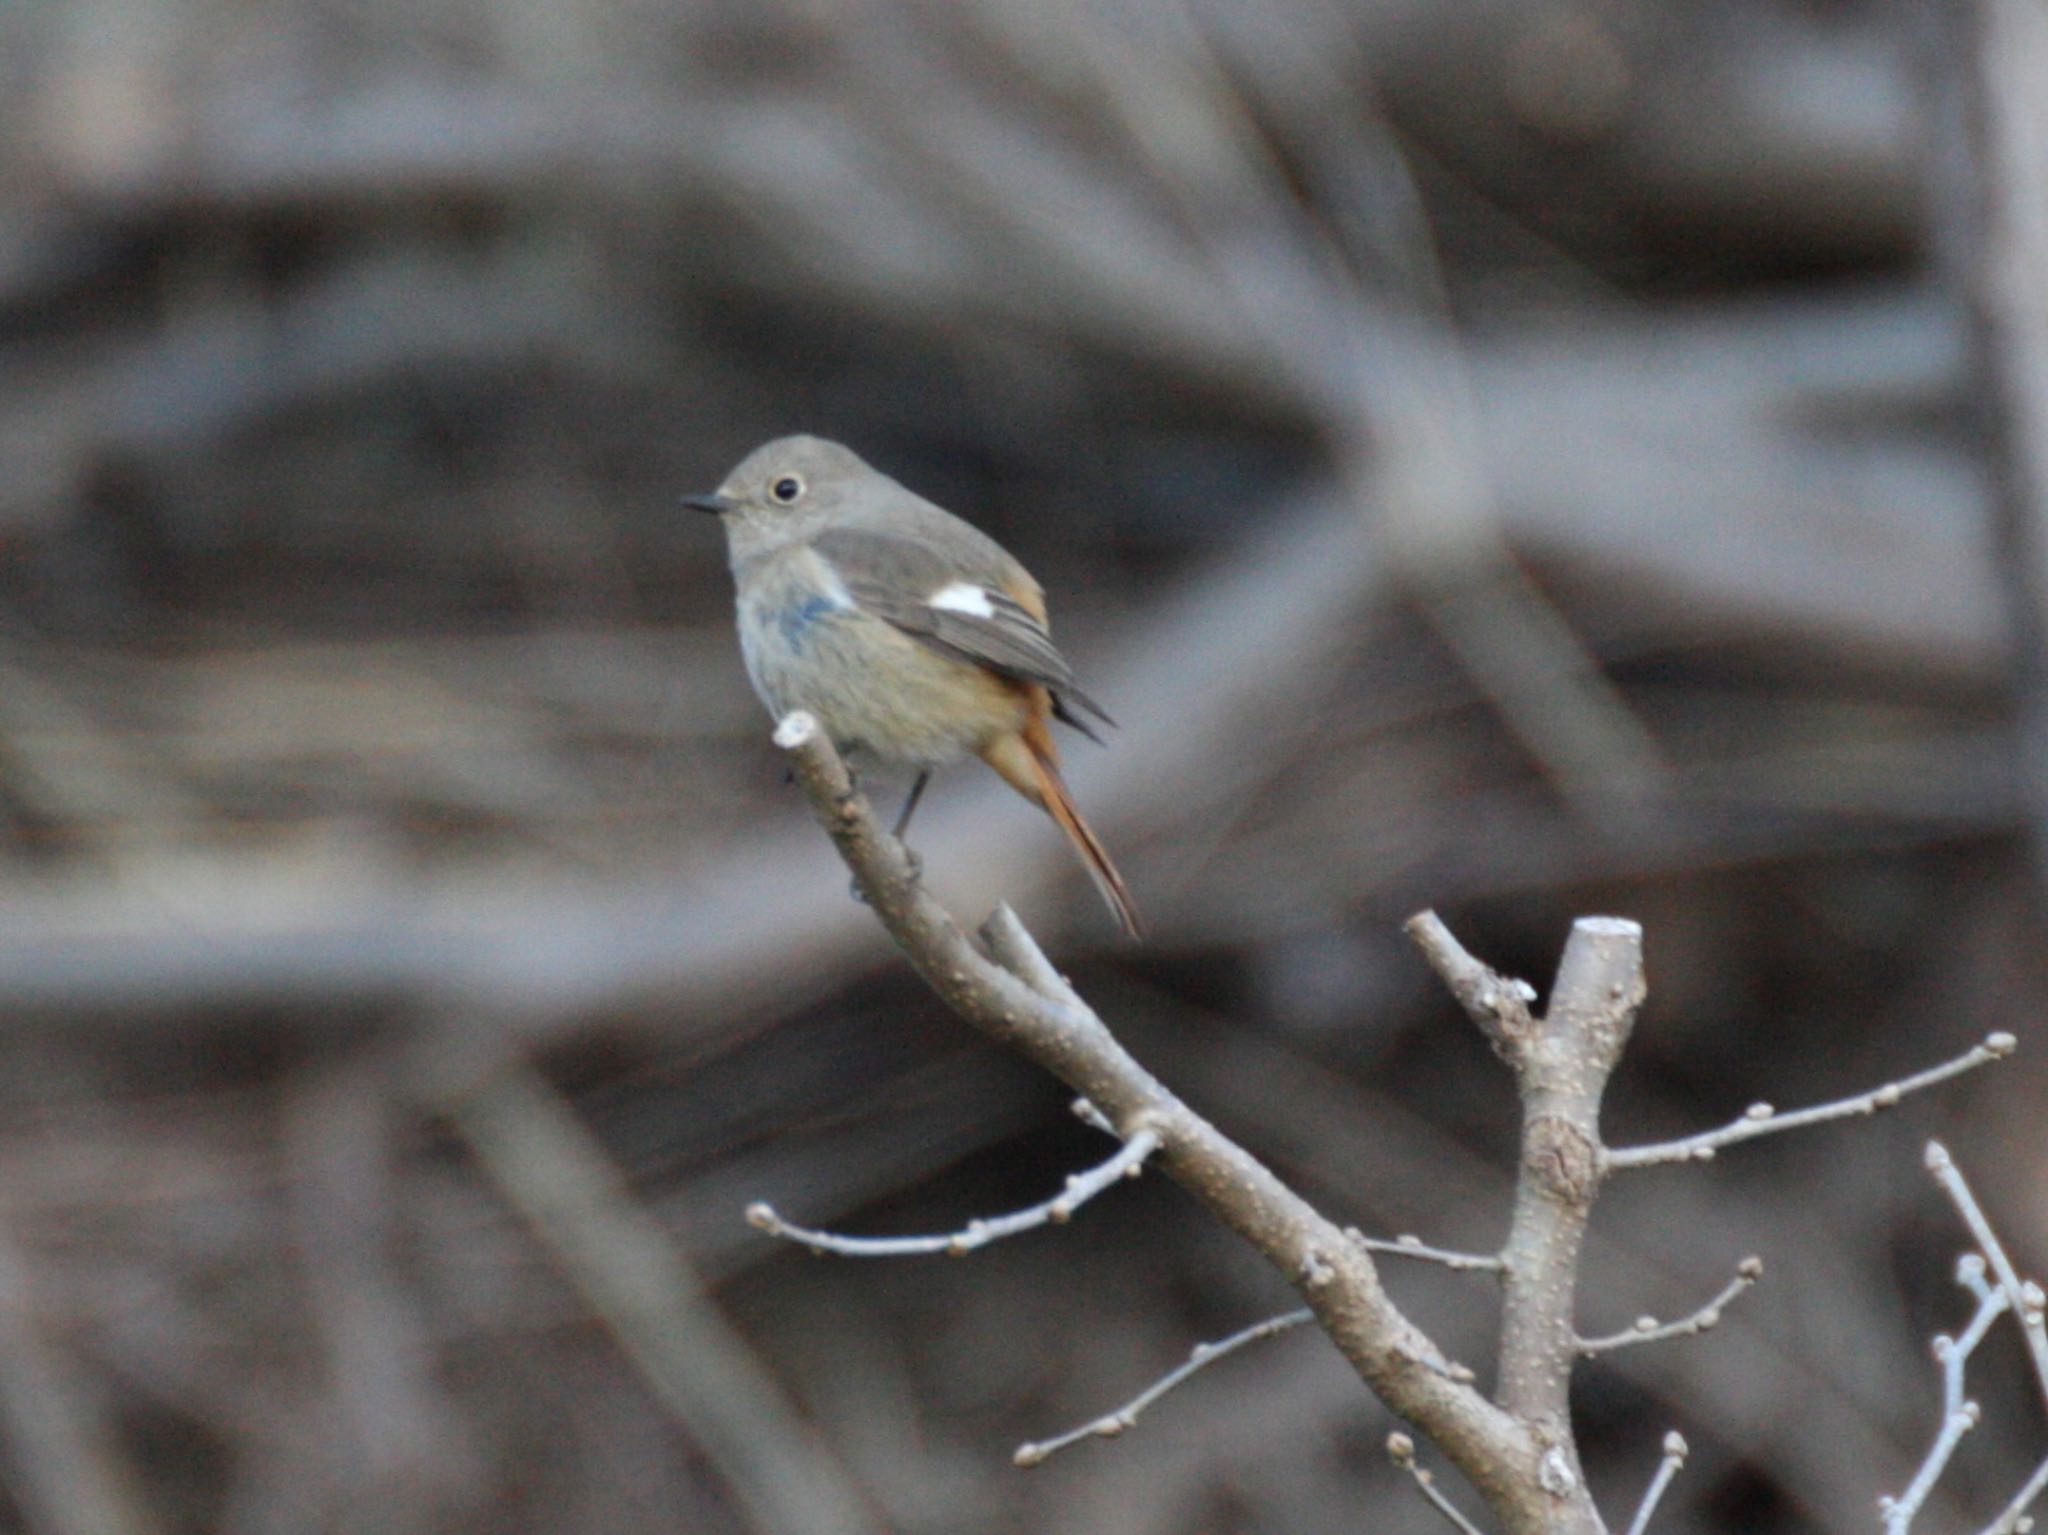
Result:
[1035, 760, 1145, 940]
[983, 717, 1143, 939]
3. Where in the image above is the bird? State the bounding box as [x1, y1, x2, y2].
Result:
[686, 434, 1142, 938]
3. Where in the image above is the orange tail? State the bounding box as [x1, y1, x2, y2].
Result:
[982, 716, 1144, 940]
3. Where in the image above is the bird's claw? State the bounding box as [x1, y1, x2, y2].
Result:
[847, 845, 921, 906]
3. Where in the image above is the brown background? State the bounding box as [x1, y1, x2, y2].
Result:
[0, 1, 2039, 1531]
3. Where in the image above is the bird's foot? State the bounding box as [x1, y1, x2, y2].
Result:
[847, 845, 920, 906]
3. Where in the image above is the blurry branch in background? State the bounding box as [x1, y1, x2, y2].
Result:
[1881, 1143, 2048, 1534]
[927, 0, 1672, 818]
[284, 1061, 463, 1510]
[0, 3, 2028, 1532]
[0, 289, 1998, 1026]
[1950, 0, 2048, 889]
[0, 1230, 157, 1535]
[771, 711, 2013, 1533]
[423, 1045, 885, 1535]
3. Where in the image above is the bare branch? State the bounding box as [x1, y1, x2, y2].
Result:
[774, 715, 1563, 1532]
[1014, 1309, 1314, 1467]
[1623, 1433, 1689, 1535]
[1883, 1282, 2004, 1534]
[980, 905, 1090, 1012]
[1351, 1229, 1504, 1273]
[1884, 1402, 1983, 1535]
[1069, 1098, 1118, 1136]
[1577, 1257, 1763, 1356]
[1387, 1432, 1488, 1535]
[1982, 1455, 2048, 1535]
[1490, 915, 1645, 1463]
[745, 1127, 1161, 1257]
[1959, 1251, 1998, 1305]
[1608, 1034, 2016, 1169]
[1403, 909, 1538, 1057]
[1927, 1141, 2048, 1404]
[1884, 1143, 2047, 1534]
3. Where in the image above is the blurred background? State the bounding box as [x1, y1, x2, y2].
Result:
[0, 0, 2042, 1530]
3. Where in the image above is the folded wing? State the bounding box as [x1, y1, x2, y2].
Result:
[814, 528, 1115, 737]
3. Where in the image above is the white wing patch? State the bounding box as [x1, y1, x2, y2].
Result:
[928, 581, 998, 619]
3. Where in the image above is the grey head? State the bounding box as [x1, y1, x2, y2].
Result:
[684, 435, 885, 561]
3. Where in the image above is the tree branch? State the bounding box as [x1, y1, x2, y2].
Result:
[1353, 1230, 1505, 1273]
[777, 721, 2015, 1534]
[1469, 914, 1647, 1486]
[1623, 1433, 1689, 1535]
[1926, 1142, 2048, 1403]
[1388, 1432, 1489, 1535]
[1575, 1257, 1762, 1356]
[1404, 910, 1539, 1059]
[773, 714, 1574, 1533]
[745, 1127, 1160, 1257]
[1608, 1035, 2015, 1169]
[1013, 1308, 1315, 1467]
[1984, 1455, 2048, 1535]
[1882, 1143, 2048, 1534]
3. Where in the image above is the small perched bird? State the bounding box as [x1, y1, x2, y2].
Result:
[687, 435, 1142, 938]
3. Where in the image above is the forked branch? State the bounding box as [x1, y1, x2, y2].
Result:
[770, 715, 2016, 1535]
[773, 713, 1568, 1533]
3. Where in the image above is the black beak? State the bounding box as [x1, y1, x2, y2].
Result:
[683, 491, 738, 516]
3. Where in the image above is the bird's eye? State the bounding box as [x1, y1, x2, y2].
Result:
[770, 475, 805, 504]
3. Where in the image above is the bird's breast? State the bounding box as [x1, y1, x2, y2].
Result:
[732, 545, 1027, 766]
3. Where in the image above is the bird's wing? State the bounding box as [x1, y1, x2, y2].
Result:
[812, 528, 1115, 732]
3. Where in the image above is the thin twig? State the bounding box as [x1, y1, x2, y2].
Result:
[1885, 1402, 1983, 1535]
[1623, 1433, 1689, 1535]
[1608, 1034, 2016, 1169]
[746, 1127, 1161, 1257]
[1387, 1432, 1487, 1535]
[1014, 1309, 1315, 1467]
[1927, 1141, 2048, 1404]
[1884, 1143, 2045, 1534]
[1576, 1257, 1763, 1356]
[1959, 1251, 1997, 1304]
[1069, 1098, 1118, 1136]
[1882, 1281, 2004, 1534]
[1982, 1453, 2048, 1535]
[980, 906, 1090, 1013]
[1403, 909, 1538, 1057]
[1948, 1286, 2015, 1379]
[1350, 1229, 1504, 1273]
[773, 715, 1541, 1522]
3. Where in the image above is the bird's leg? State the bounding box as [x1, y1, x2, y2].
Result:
[849, 770, 927, 905]
[888, 770, 928, 880]
[890, 771, 931, 842]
